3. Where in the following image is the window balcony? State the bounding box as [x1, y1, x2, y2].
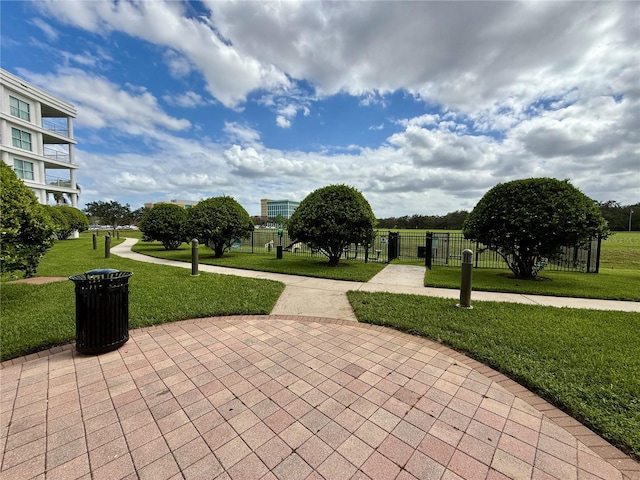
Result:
[42, 118, 70, 137]
[44, 145, 71, 163]
[46, 174, 72, 188]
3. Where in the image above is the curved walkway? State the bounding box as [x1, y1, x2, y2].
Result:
[1, 239, 638, 480]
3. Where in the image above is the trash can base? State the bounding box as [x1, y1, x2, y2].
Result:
[76, 336, 129, 355]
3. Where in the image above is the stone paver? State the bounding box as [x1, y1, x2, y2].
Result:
[1, 315, 636, 479]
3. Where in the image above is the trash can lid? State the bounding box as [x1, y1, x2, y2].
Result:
[85, 268, 119, 275]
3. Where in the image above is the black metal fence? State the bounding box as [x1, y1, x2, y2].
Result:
[233, 229, 601, 273]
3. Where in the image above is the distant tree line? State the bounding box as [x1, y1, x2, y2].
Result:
[597, 201, 639, 231]
[83, 201, 147, 228]
[376, 210, 469, 230]
[377, 201, 639, 232]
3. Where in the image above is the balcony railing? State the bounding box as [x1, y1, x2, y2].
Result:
[44, 146, 70, 162]
[42, 119, 69, 137]
[46, 175, 72, 188]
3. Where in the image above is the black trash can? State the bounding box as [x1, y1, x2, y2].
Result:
[69, 269, 133, 354]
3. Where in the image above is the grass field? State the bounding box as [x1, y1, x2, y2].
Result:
[1, 236, 284, 361]
[599, 231, 640, 269]
[132, 239, 387, 282]
[422, 231, 640, 300]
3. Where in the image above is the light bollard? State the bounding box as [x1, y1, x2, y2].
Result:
[105, 235, 111, 259]
[191, 239, 199, 276]
[92, 233, 97, 250]
[457, 249, 473, 309]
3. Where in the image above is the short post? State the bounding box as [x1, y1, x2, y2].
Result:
[116, 229, 120, 240]
[457, 249, 473, 309]
[105, 235, 111, 259]
[92, 233, 97, 250]
[276, 245, 283, 259]
[191, 239, 199, 276]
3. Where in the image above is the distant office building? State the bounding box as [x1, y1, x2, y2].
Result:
[260, 198, 271, 218]
[144, 199, 199, 210]
[0, 68, 79, 206]
[265, 199, 299, 219]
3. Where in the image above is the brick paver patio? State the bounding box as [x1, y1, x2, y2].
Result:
[1, 315, 637, 480]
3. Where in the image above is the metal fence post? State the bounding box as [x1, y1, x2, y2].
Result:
[191, 239, 199, 276]
[105, 235, 111, 259]
[92, 233, 97, 250]
[457, 249, 473, 309]
[425, 232, 433, 269]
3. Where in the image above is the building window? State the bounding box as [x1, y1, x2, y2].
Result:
[10, 96, 30, 121]
[13, 159, 34, 180]
[11, 128, 32, 151]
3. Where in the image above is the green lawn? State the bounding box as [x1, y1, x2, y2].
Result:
[132, 240, 386, 282]
[423, 231, 640, 301]
[1, 236, 284, 361]
[600, 231, 640, 270]
[424, 267, 640, 301]
[347, 291, 640, 459]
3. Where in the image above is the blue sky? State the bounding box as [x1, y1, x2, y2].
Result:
[1, 1, 638, 217]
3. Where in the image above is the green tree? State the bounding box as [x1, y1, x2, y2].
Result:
[130, 206, 148, 225]
[45, 205, 89, 240]
[288, 184, 376, 266]
[597, 201, 639, 231]
[463, 178, 609, 279]
[0, 162, 55, 277]
[45, 206, 70, 240]
[139, 203, 187, 250]
[184, 196, 253, 257]
[84, 200, 132, 229]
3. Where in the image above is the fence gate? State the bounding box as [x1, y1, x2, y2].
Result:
[388, 232, 399, 262]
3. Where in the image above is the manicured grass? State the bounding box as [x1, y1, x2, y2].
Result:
[132, 241, 386, 282]
[424, 267, 640, 301]
[600, 231, 640, 270]
[1, 237, 284, 361]
[347, 291, 640, 458]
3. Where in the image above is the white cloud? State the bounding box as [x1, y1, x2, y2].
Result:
[207, 1, 638, 119]
[276, 115, 291, 129]
[37, 0, 290, 108]
[18, 68, 191, 135]
[396, 114, 440, 128]
[163, 91, 208, 108]
[223, 122, 261, 145]
[163, 50, 192, 79]
[30, 18, 58, 41]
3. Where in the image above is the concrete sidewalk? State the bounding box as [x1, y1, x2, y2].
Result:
[112, 238, 640, 315]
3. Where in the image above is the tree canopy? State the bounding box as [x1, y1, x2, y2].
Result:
[1, 162, 55, 277]
[84, 200, 132, 228]
[463, 177, 609, 279]
[287, 184, 376, 266]
[139, 203, 187, 250]
[48, 206, 89, 240]
[597, 201, 639, 231]
[183, 196, 253, 257]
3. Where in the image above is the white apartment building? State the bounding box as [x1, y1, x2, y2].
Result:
[0, 68, 79, 207]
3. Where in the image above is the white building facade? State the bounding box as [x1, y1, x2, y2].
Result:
[0, 69, 79, 207]
[266, 199, 299, 219]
